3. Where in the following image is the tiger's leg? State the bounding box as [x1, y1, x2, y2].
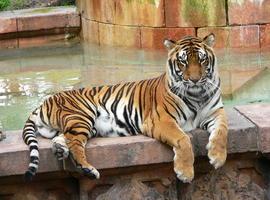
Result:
[203, 108, 228, 169]
[64, 129, 100, 179]
[52, 134, 69, 160]
[144, 118, 194, 183]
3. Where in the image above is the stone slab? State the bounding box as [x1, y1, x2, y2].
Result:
[236, 104, 270, 153]
[0, 7, 79, 34]
[0, 11, 17, 34]
[228, 0, 270, 25]
[16, 7, 80, 32]
[0, 106, 264, 177]
[0, 131, 62, 177]
[84, 135, 173, 170]
[13, 6, 77, 16]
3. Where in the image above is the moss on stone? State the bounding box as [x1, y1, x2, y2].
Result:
[182, 0, 225, 26]
[126, 0, 158, 5]
[26, 7, 54, 14]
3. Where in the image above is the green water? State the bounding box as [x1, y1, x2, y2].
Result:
[0, 43, 269, 131]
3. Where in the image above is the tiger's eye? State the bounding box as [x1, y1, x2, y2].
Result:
[178, 51, 187, 61]
[198, 52, 206, 61]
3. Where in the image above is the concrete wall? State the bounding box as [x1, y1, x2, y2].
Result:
[78, 0, 270, 50]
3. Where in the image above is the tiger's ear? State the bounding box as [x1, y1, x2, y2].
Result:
[203, 33, 215, 47]
[164, 39, 176, 50]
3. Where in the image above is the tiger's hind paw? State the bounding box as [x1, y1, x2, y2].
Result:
[80, 167, 100, 179]
[52, 142, 69, 160]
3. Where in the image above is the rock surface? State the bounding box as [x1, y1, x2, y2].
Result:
[180, 159, 266, 200]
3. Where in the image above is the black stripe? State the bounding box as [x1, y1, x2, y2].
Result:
[24, 135, 35, 143]
[125, 82, 135, 97]
[102, 87, 112, 103]
[134, 109, 142, 134]
[128, 87, 136, 115]
[117, 132, 126, 137]
[26, 139, 38, 145]
[30, 156, 39, 162]
[91, 87, 97, 96]
[67, 130, 89, 138]
[30, 145, 39, 151]
[28, 167, 37, 173]
[168, 59, 178, 81]
[164, 95, 187, 121]
[97, 86, 104, 92]
[138, 80, 144, 121]
[111, 85, 125, 113]
[163, 104, 178, 123]
[183, 97, 197, 117]
[123, 106, 136, 135]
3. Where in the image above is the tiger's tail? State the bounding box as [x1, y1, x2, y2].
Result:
[22, 111, 39, 181]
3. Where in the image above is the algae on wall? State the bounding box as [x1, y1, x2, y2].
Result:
[182, 0, 226, 26]
[0, 0, 75, 11]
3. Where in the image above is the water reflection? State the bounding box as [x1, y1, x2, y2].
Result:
[0, 43, 269, 130]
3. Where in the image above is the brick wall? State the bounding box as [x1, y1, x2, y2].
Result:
[78, 0, 270, 49]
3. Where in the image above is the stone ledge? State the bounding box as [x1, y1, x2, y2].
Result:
[236, 104, 270, 153]
[0, 105, 269, 178]
[0, 6, 80, 43]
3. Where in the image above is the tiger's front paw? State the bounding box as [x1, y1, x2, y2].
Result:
[174, 166, 194, 183]
[173, 146, 194, 183]
[207, 139, 227, 169]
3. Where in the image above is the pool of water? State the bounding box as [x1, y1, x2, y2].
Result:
[0, 42, 269, 131]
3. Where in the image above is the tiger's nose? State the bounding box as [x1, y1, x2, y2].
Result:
[189, 78, 199, 84]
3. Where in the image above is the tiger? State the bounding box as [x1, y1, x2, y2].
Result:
[22, 33, 228, 183]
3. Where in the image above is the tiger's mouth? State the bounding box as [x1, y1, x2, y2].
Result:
[186, 85, 204, 94]
[183, 79, 211, 97]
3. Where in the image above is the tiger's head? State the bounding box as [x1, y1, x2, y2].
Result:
[164, 33, 220, 101]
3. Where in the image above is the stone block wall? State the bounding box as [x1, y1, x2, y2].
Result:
[78, 0, 270, 50]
